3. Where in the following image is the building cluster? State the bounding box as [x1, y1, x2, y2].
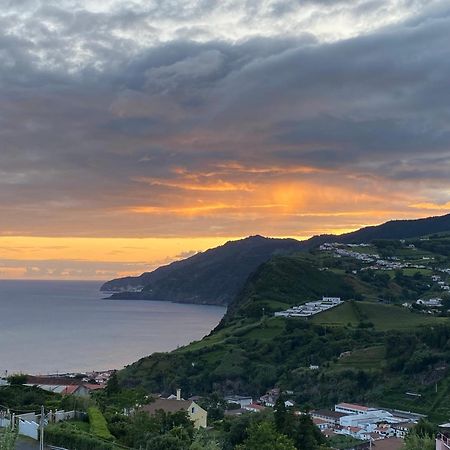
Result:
[22, 375, 107, 396]
[139, 389, 207, 428]
[431, 275, 450, 292]
[320, 243, 379, 263]
[221, 392, 425, 450]
[311, 402, 423, 443]
[319, 242, 428, 272]
[274, 297, 343, 318]
[224, 388, 295, 416]
[413, 274, 450, 311]
[416, 298, 443, 308]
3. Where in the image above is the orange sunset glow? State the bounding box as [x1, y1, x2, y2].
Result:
[0, 1, 449, 280]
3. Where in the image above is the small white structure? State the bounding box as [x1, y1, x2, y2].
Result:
[416, 298, 442, 307]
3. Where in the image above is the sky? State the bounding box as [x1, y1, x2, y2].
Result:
[1, 0, 450, 280]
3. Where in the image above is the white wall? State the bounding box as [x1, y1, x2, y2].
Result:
[18, 419, 39, 440]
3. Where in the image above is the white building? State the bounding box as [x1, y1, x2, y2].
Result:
[416, 298, 442, 307]
[335, 402, 370, 415]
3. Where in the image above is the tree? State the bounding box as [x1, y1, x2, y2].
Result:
[405, 431, 435, 450]
[7, 374, 27, 385]
[274, 395, 295, 437]
[274, 395, 288, 433]
[235, 421, 296, 450]
[292, 414, 326, 450]
[190, 429, 221, 450]
[411, 419, 436, 438]
[199, 392, 227, 421]
[145, 434, 186, 450]
[105, 371, 120, 396]
[0, 428, 17, 450]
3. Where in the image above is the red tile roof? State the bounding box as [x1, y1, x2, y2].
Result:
[244, 403, 266, 411]
[141, 399, 192, 415]
[313, 418, 329, 425]
[61, 385, 80, 395]
[27, 376, 82, 386]
[337, 402, 370, 412]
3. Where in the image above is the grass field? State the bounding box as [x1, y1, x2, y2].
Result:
[402, 268, 433, 276]
[335, 345, 386, 370]
[312, 301, 448, 330]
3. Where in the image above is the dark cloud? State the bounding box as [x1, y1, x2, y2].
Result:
[0, 0, 449, 240]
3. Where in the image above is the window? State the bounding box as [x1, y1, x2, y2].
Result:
[191, 407, 195, 413]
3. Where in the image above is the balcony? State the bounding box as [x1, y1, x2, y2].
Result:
[437, 433, 450, 450]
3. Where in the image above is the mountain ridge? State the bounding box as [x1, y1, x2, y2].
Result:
[102, 213, 450, 305]
[118, 222, 450, 421]
[101, 235, 305, 305]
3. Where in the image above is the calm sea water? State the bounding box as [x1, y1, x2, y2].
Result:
[0, 280, 225, 375]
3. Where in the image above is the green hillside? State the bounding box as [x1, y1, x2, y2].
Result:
[119, 242, 450, 422]
[223, 254, 356, 322]
[312, 301, 447, 330]
[102, 235, 306, 305]
[103, 213, 450, 306]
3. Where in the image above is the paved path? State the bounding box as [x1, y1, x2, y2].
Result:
[15, 437, 50, 450]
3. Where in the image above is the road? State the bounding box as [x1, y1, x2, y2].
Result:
[15, 437, 51, 450]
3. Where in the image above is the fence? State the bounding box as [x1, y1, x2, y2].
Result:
[18, 419, 39, 440]
[1, 408, 79, 441]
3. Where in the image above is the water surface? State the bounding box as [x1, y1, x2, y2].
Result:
[0, 280, 225, 374]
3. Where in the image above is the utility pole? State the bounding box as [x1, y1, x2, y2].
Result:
[39, 405, 44, 450]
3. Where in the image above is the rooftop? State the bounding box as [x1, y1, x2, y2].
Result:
[336, 402, 370, 412]
[141, 399, 192, 415]
[312, 409, 347, 419]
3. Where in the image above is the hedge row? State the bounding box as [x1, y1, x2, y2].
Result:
[45, 424, 116, 450]
[87, 407, 114, 440]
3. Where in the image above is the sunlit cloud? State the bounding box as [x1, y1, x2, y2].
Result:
[134, 177, 255, 192]
[0, 0, 450, 278]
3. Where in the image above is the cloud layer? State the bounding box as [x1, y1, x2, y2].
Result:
[1, 0, 450, 278]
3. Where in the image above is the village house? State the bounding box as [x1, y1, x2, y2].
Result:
[243, 403, 267, 413]
[391, 422, 415, 439]
[260, 388, 280, 406]
[25, 375, 105, 397]
[312, 417, 330, 430]
[140, 389, 207, 428]
[311, 409, 347, 426]
[340, 425, 372, 440]
[224, 395, 253, 408]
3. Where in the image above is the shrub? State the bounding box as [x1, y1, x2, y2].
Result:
[45, 424, 116, 450]
[88, 407, 114, 440]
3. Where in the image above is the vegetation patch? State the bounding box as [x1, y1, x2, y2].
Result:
[88, 407, 114, 441]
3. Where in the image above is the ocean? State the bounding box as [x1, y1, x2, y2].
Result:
[0, 280, 225, 375]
